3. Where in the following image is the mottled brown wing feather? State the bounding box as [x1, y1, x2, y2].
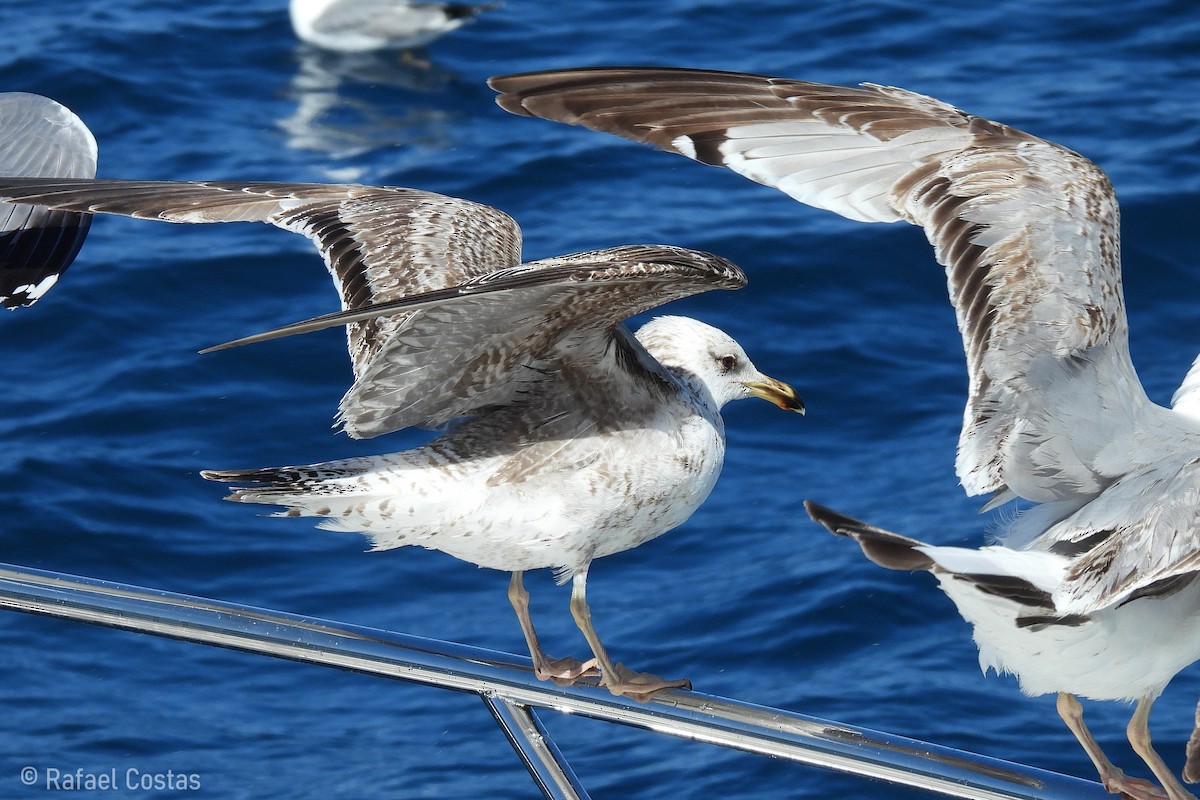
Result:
[491, 67, 1129, 503]
[0, 178, 523, 370]
[216, 244, 746, 437]
[493, 67, 977, 161]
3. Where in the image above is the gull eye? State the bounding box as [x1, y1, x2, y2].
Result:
[719, 354, 738, 372]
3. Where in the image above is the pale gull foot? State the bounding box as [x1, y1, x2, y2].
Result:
[566, 568, 691, 701]
[1103, 772, 1169, 799]
[1183, 698, 1200, 783]
[534, 655, 600, 686]
[598, 662, 691, 702]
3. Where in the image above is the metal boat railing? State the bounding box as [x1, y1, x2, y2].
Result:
[0, 562, 1109, 800]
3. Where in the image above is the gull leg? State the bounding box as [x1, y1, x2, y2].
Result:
[1126, 696, 1197, 800]
[1182, 699, 1200, 783]
[507, 571, 597, 684]
[568, 567, 690, 702]
[1057, 693, 1170, 800]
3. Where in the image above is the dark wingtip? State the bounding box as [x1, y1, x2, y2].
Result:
[804, 500, 934, 572]
[804, 500, 867, 535]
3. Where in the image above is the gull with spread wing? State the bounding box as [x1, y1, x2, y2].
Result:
[489, 66, 1200, 797]
[0, 178, 803, 700]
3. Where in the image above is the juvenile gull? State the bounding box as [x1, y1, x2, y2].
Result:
[0, 178, 803, 699]
[0, 93, 96, 309]
[289, 0, 495, 52]
[490, 67, 1200, 795]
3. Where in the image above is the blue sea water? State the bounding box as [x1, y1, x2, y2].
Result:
[1, 0, 1199, 797]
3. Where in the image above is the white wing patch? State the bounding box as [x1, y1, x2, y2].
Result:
[1172, 356, 1200, 423]
[715, 123, 971, 224]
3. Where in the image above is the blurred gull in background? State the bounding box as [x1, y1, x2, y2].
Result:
[289, 0, 496, 53]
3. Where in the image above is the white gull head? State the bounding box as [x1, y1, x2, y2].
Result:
[634, 315, 804, 413]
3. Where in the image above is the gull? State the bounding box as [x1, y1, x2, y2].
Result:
[0, 178, 803, 700]
[0, 93, 96, 309]
[289, 0, 496, 53]
[489, 66, 1200, 796]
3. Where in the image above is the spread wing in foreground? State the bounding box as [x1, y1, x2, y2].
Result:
[491, 67, 1200, 797]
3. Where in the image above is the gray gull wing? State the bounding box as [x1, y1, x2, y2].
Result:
[489, 67, 1131, 505]
[1038, 456, 1200, 614]
[0, 177, 745, 437]
[210, 243, 746, 437]
[1172, 356, 1200, 422]
[0, 178, 521, 383]
[0, 95, 97, 309]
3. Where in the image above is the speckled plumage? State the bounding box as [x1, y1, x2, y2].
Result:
[0, 177, 803, 699]
[211, 315, 743, 577]
[490, 67, 1200, 796]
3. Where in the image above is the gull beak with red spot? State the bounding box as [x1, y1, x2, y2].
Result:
[742, 376, 805, 414]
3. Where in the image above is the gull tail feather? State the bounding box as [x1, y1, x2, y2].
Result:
[200, 459, 381, 515]
[804, 501, 935, 571]
[805, 500, 1075, 625]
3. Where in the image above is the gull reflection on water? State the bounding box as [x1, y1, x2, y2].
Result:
[278, 45, 459, 179]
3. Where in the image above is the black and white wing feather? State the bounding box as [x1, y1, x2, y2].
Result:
[1031, 456, 1200, 614]
[0, 94, 97, 309]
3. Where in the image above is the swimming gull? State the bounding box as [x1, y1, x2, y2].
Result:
[490, 66, 1200, 796]
[0, 178, 803, 700]
[289, 0, 495, 52]
[0, 93, 96, 309]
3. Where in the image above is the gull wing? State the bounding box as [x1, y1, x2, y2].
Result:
[0, 178, 522, 375]
[0, 179, 744, 437]
[1045, 456, 1200, 615]
[0, 94, 97, 309]
[1172, 356, 1200, 423]
[490, 67, 1132, 503]
[212, 244, 746, 437]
